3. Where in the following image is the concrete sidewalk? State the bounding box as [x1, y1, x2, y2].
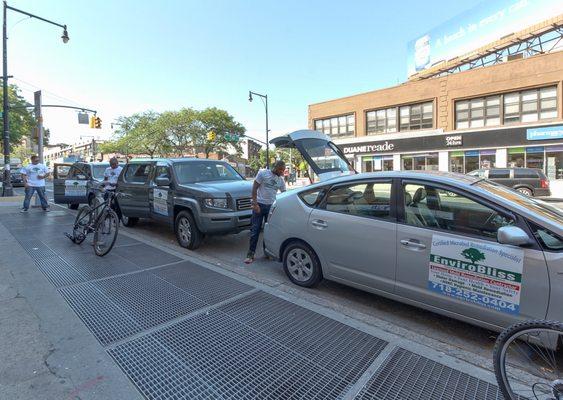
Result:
[0, 203, 525, 399]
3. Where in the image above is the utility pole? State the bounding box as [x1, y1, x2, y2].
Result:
[1, 1, 69, 196]
[34, 90, 43, 162]
[248, 91, 270, 168]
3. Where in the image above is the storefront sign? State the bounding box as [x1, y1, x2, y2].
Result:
[64, 180, 87, 197]
[445, 135, 463, 146]
[527, 125, 563, 141]
[428, 234, 524, 315]
[342, 141, 394, 155]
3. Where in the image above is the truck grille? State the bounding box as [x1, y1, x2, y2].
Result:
[236, 198, 252, 211]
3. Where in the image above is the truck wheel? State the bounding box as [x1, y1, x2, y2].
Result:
[121, 216, 138, 227]
[68, 203, 79, 210]
[175, 211, 202, 250]
[515, 187, 533, 196]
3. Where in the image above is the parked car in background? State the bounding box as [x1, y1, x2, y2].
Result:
[53, 161, 110, 209]
[116, 158, 253, 250]
[467, 167, 550, 197]
[264, 130, 563, 333]
[9, 167, 24, 186]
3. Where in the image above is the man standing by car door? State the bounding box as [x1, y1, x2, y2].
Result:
[245, 160, 286, 264]
[21, 155, 50, 212]
[103, 157, 123, 219]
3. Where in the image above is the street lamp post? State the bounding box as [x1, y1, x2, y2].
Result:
[248, 90, 269, 169]
[2, 1, 68, 196]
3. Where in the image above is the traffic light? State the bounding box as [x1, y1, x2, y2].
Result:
[95, 117, 102, 129]
[207, 131, 216, 141]
[89, 116, 96, 128]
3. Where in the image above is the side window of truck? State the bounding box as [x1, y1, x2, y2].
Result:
[124, 163, 152, 184]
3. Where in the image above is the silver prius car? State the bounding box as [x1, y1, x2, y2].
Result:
[264, 130, 563, 331]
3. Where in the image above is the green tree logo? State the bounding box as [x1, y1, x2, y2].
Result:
[461, 248, 486, 264]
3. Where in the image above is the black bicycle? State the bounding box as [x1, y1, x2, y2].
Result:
[65, 189, 120, 256]
[493, 319, 563, 400]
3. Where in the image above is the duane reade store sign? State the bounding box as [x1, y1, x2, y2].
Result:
[335, 123, 563, 176]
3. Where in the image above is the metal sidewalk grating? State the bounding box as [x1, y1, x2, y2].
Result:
[35, 256, 87, 287]
[59, 282, 142, 345]
[108, 335, 220, 400]
[148, 310, 352, 400]
[21, 240, 57, 259]
[58, 252, 141, 280]
[218, 291, 388, 383]
[153, 261, 254, 305]
[355, 347, 504, 400]
[111, 243, 182, 268]
[93, 271, 208, 330]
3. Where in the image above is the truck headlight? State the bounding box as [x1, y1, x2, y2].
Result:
[203, 198, 229, 209]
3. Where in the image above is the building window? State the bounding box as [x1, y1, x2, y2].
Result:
[456, 96, 500, 129]
[314, 114, 355, 137]
[399, 102, 433, 131]
[366, 108, 397, 134]
[401, 153, 438, 171]
[503, 86, 558, 125]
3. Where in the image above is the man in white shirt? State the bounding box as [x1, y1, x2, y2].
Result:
[21, 155, 50, 212]
[102, 157, 123, 219]
[244, 160, 286, 264]
[103, 157, 123, 190]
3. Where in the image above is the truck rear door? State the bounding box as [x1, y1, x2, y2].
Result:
[53, 163, 89, 205]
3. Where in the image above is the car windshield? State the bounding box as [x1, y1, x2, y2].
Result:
[92, 164, 109, 180]
[475, 179, 563, 225]
[173, 161, 242, 184]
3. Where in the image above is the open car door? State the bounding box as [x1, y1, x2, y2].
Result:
[53, 163, 89, 205]
[270, 130, 355, 182]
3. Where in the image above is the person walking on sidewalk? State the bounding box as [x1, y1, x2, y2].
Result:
[244, 160, 286, 264]
[21, 155, 50, 212]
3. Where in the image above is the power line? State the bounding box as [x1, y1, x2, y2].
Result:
[12, 77, 84, 108]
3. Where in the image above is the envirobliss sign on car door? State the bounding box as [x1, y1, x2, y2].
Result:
[428, 234, 523, 315]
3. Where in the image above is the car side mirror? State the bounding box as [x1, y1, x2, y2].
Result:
[497, 226, 531, 246]
[155, 177, 170, 187]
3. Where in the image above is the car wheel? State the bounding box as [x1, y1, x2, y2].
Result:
[516, 187, 533, 196]
[282, 241, 322, 287]
[88, 194, 96, 207]
[121, 215, 139, 227]
[68, 203, 79, 210]
[175, 211, 202, 250]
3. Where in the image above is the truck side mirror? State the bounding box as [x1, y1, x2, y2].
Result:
[155, 177, 170, 186]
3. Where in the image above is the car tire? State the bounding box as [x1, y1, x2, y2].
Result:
[515, 187, 533, 196]
[121, 216, 139, 227]
[175, 210, 202, 250]
[282, 241, 322, 288]
[68, 203, 79, 210]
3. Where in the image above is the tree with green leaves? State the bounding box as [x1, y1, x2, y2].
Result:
[157, 108, 203, 157]
[196, 107, 244, 158]
[0, 84, 36, 154]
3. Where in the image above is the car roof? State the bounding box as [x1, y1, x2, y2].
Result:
[74, 161, 109, 165]
[127, 157, 226, 164]
[310, 170, 480, 187]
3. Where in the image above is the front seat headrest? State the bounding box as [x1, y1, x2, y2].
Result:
[413, 187, 427, 203]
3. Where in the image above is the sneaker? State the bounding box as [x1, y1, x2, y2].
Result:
[43, 208, 51, 212]
[244, 252, 255, 264]
[20, 208, 28, 213]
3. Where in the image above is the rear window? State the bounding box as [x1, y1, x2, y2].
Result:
[529, 222, 563, 252]
[298, 188, 326, 207]
[488, 169, 510, 179]
[514, 169, 539, 179]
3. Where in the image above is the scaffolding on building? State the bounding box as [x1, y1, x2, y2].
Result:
[410, 15, 563, 81]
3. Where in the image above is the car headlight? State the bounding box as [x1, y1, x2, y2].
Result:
[203, 198, 229, 209]
[268, 201, 277, 219]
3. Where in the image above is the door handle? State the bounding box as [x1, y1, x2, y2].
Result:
[400, 239, 426, 250]
[311, 219, 328, 229]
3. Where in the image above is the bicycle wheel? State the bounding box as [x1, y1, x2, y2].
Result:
[493, 320, 563, 400]
[71, 205, 93, 244]
[93, 209, 119, 256]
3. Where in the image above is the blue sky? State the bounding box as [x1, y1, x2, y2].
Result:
[8, 0, 482, 145]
